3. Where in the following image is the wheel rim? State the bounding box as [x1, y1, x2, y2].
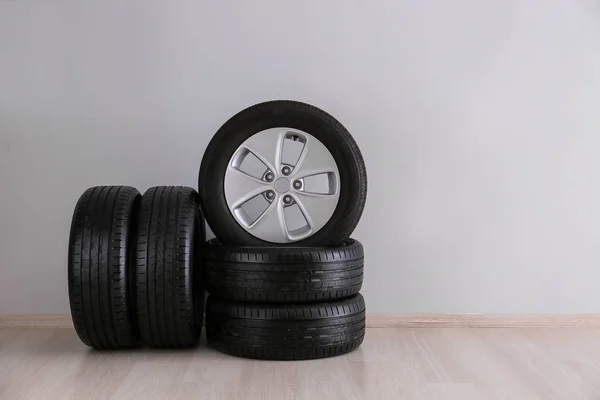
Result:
[224, 128, 340, 243]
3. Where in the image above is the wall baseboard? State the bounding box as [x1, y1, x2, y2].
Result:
[0, 314, 73, 328]
[2, 314, 600, 329]
[367, 313, 600, 328]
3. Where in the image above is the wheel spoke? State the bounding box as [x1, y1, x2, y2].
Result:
[242, 128, 285, 172]
[293, 192, 339, 230]
[224, 166, 269, 207]
[293, 136, 338, 178]
[248, 200, 288, 242]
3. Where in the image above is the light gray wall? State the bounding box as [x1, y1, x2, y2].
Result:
[1, 1, 600, 314]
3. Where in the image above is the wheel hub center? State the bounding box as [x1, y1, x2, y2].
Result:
[274, 178, 290, 194]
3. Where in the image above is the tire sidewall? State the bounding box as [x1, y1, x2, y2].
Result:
[199, 104, 364, 246]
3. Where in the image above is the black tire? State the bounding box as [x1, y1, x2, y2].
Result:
[68, 186, 140, 349]
[198, 100, 367, 246]
[135, 186, 205, 348]
[204, 238, 363, 303]
[206, 294, 366, 360]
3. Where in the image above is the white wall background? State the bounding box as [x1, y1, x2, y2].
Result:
[1, 0, 600, 314]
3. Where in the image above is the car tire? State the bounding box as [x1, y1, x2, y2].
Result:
[135, 186, 205, 348]
[68, 186, 140, 349]
[204, 238, 363, 303]
[198, 100, 367, 246]
[206, 294, 366, 360]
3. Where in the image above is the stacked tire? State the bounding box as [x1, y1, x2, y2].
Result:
[68, 186, 204, 349]
[200, 101, 368, 360]
[134, 186, 205, 348]
[67, 101, 367, 360]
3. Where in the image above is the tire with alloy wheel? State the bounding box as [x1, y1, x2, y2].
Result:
[204, 238, 363, 303]
[206, 294, 366, 360]
[198, 101, 367, 246]
[135, 186, 205, 348]
[68, 186, 140, 349]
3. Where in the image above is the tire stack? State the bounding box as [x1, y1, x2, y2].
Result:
[67, 101, 367, 360]
[202, 241, 366, 360]
[200, 101, 367, 360]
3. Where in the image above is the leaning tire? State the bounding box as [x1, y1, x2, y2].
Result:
[135, 186, 205, 348]
[204, 239, 363, 303]
[206, 294, 366, 360]
[68, 186, 140, 349]
[198, 100, 367, 246]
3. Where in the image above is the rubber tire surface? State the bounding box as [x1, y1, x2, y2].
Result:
[206, 294, 366, 360]
[198, 100, 367, 246]
[204, 238, 363, 303]
[135, 186, 205, 348]
[68, 186, 140, 349]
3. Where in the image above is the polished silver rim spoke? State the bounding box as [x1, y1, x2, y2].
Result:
[224, 167, 270, 208]
[225, 128, 340, 243]
[293, 191, 339, 228]
[293, 135, 338, 178]
[242, 128, 284, 172]
[248, 200, 287, 240]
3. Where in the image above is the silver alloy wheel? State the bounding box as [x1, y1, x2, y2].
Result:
[224, 128, 340, 243]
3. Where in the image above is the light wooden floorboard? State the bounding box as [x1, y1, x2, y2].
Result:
[0, 327, 598, 400]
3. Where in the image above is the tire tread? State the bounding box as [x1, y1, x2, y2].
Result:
[206, 294, 366, 360]
[204, 239, 364, 303]
[135, 186, 204, 348]
[68, 186, 140, 349]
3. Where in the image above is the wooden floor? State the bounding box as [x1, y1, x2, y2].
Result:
[0, 327, 598, 400]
